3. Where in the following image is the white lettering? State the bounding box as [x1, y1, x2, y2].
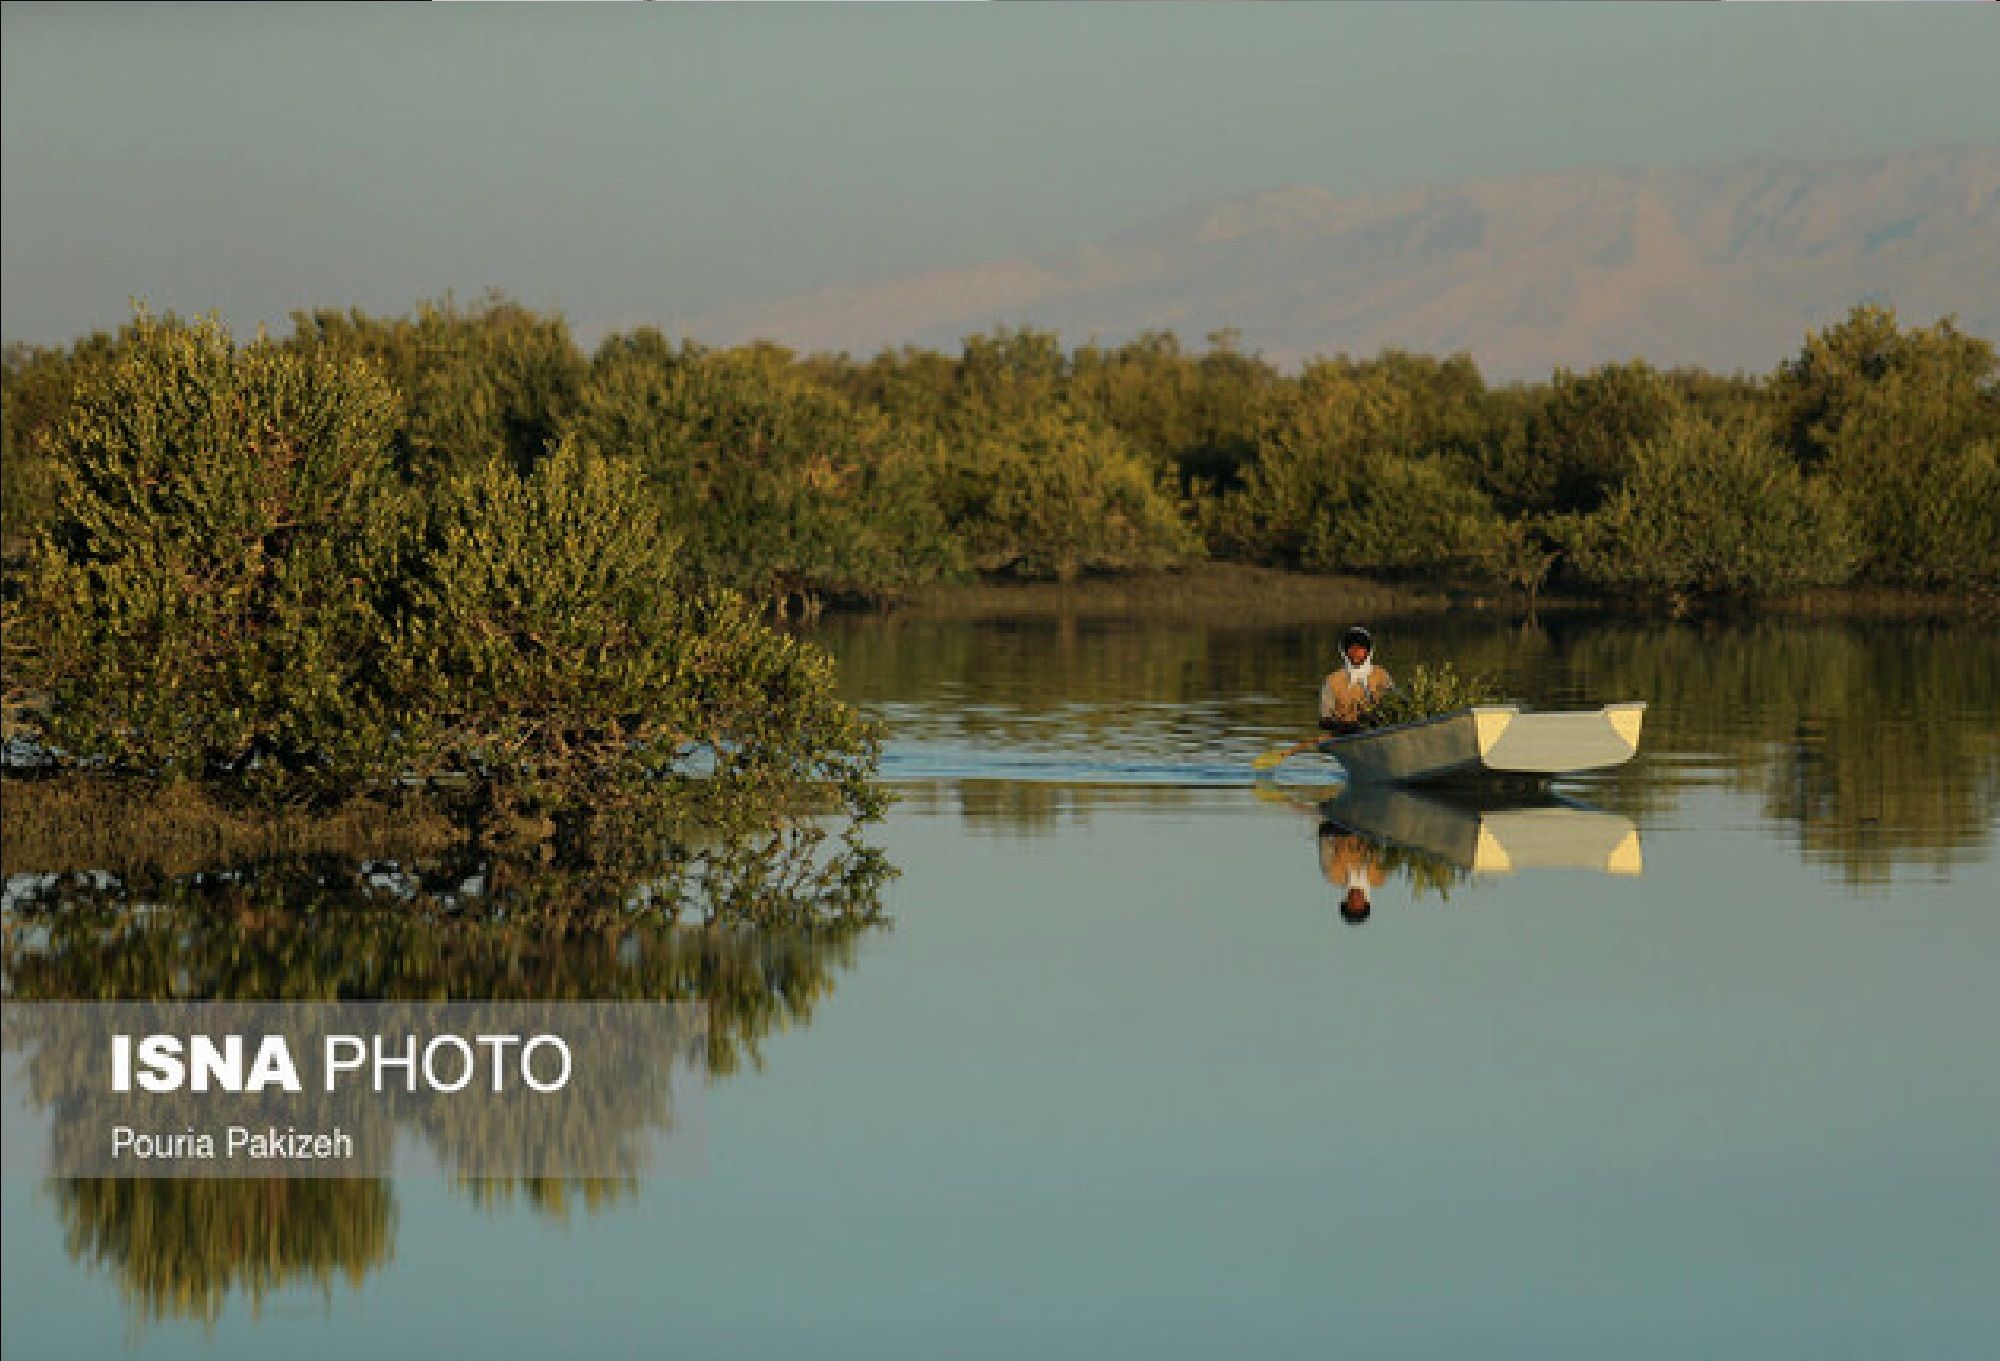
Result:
[108, 1125, 215, 1159]
[136, 1035, 183, 1093]
[187, 1035, 239, 1092]
[423, 1036, 475, 1093]
[324, 1035, 367, 1091]
[374, 1035, 418, 1092]
[476, 1035, 521, 1091]
[521, 1035, 571, 1093]
[245, 1036, 302, 1092]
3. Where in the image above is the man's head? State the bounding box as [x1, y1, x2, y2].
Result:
[1341, 625, 1373, 668]
[1340, 887, 1372, 925]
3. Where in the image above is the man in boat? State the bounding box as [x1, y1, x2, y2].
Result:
[1318, 820, 1385, 925]
[1319, 626, 1394, 737]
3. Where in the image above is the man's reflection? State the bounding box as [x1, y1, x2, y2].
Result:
[1317, 819, 1385, 925]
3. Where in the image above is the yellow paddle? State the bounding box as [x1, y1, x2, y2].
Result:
[1251, 736, 1326, 772]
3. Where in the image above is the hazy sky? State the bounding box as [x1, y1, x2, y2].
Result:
[3, 2, 1995, 346]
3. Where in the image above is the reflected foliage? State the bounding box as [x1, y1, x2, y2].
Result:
[55, 1177, 394, 1331]
[930, 780, 1204, 836]
[2, 803, 889, 1327]
[1315, 821, 1470, 905]
[1544, 622, 2000, 883]
[817, 614, 2000, 882]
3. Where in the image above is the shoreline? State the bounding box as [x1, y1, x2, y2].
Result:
[878, 563, 1480, 624]
[862, 562, 1991, 625]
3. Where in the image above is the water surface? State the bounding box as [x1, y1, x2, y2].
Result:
[4, 614, 1996, 1359]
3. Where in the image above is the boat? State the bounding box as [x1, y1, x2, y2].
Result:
[1307, 701, 1645, 785]
[1313, 782, 1643, 876]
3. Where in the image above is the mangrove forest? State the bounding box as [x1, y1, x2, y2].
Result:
[2, 296, 1995, 807]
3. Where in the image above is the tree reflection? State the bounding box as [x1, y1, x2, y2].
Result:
[820, 615, 2000, 881]
[2, 803, 889, 1327]
[1546, 622, 2000, 884]
[55, 1178, 394, 1331]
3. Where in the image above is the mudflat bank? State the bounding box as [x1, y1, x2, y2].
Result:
[877, 562, 1990, 625]
[885, 563, 1469, 624]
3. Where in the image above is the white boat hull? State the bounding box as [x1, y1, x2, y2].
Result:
[1318, 702, 1645, 784]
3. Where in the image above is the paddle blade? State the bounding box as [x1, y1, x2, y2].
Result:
[1251, 747, 1292, 772]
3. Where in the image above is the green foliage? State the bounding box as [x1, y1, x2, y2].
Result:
[1301, 351, 1492, 464]
[1480, 517, 1559, 610]
[8, 297, 1996, 624]
[1559, 410, 1857, 605]
[1772, 307, 2000, 588]
[13, 313, 411, 795]
[398, 437, 886, 818]
[396, 437, 687, 794]
[11, 315, 885, 819]
[286, 293, 584, 480]
[935, 408, 1200, 581]
[1483, 361, 1681, 517]
[567, 339, 954, 608]
[953, 328, 1070, 426]
[1773, 305, 1997, 465]
[806, 344, 961, 432]
[1325, 455, 1503, 575]
[3, 337, 117, 543]
[1360, 661, 1496, 729]
[1067, 329, 1280, 489]
[1221, 366, 1502, 574]
[1824, 383, 2000, 588]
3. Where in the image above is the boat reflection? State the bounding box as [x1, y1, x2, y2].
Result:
[1317, 782, 1643, 878]
[1264, 779, 1645, 915]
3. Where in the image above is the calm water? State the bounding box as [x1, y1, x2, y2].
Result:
[4, 615, 1997, 1359]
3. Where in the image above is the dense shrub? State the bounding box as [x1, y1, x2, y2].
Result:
[1480, 361, 1680, 517]
[935, 409, 1200, 581]
[1068, 329, 1279, 489]
[10, 313, 411, 794]
[1773, 306, 2000, 588]
[952, 328, 1070, 427]
[6, 297, 1994, 620]
[567, 338, 954, 610]
[1221, 368, 1501, 574]
[1559, 410, 1856, 605]
[2, 331, 130, 542]
[286, 294, 584, 480]
[9, 316, 884, 818]
[401, 438, 884, 816]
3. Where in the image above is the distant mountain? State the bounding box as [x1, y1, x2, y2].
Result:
[686, 146, 2000, 379]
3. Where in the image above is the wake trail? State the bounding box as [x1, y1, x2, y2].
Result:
[878, 745, 1343, 789]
